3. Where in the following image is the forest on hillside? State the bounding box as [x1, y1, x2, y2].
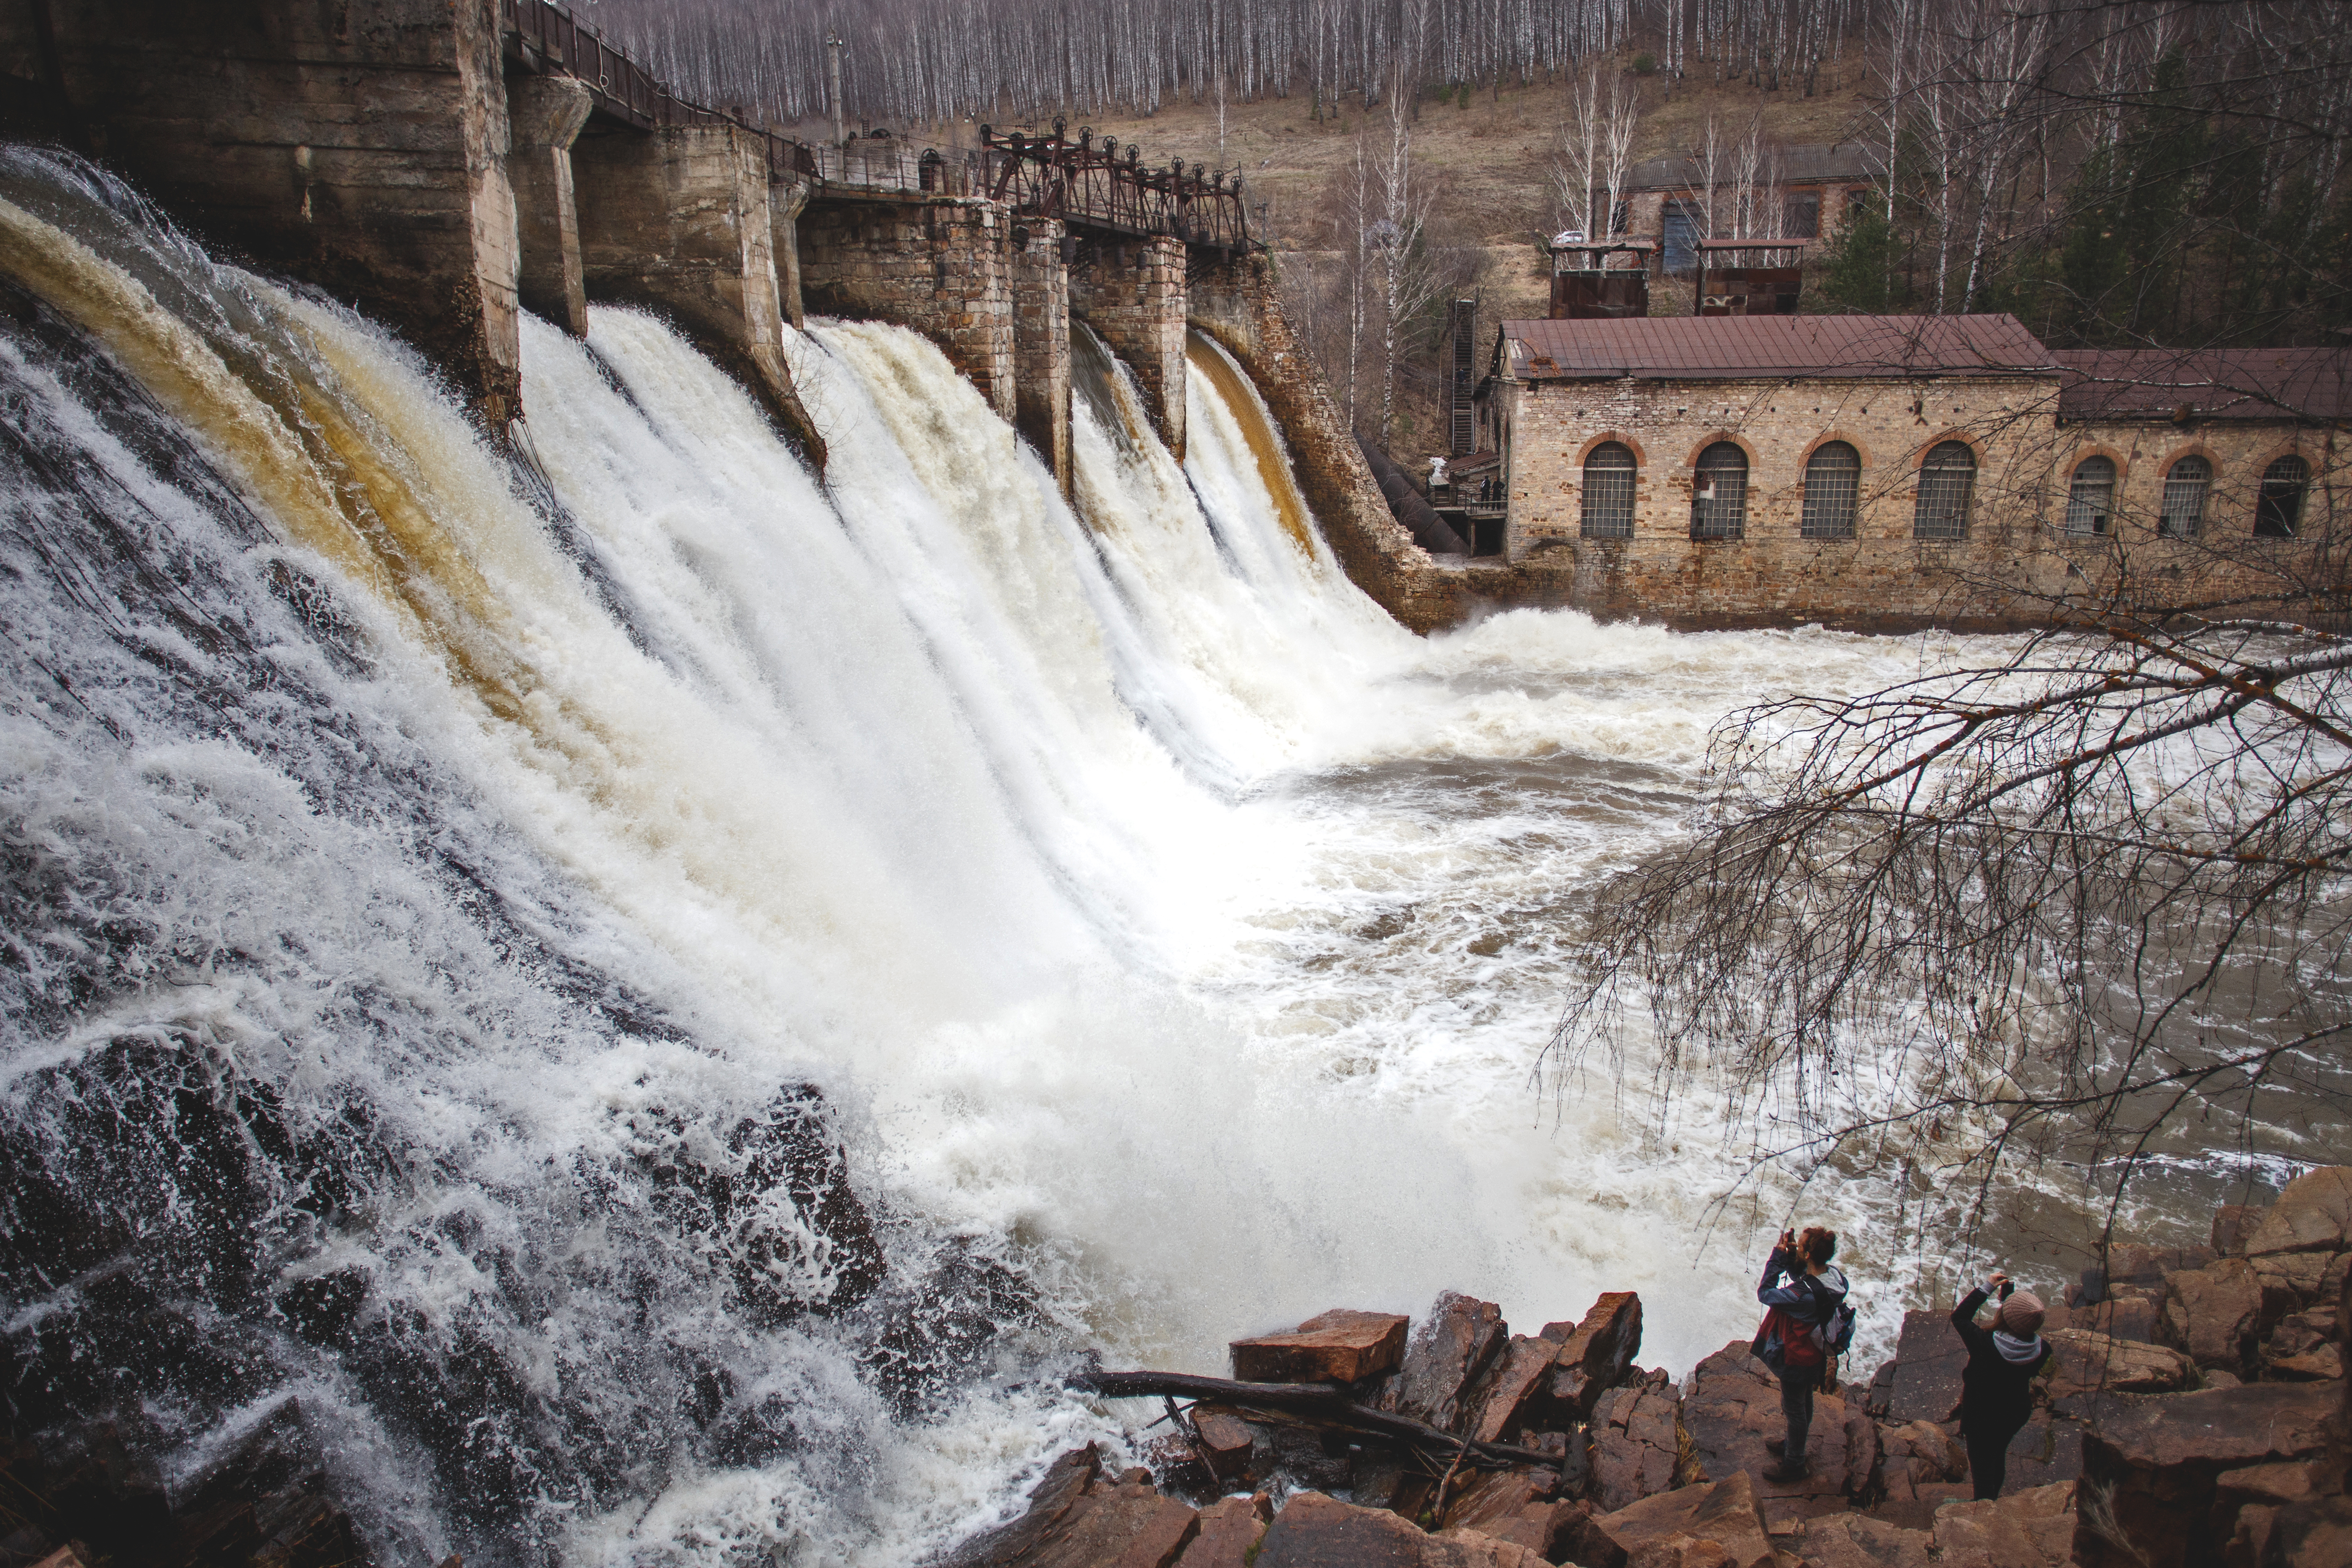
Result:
[583, 0, 2351, 448]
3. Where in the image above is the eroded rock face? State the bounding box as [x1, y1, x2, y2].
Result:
[2042, 1328, 2196, 1400]
[946, 1445, 1199, 1568]
[1589, 1384, 1687, 1513]
[1802, 1512, 1934, 1568]
[1231, 1309, 1409, 1385]
[1468, 1336, 1562, 1444]
[2071, 1381, 2338, 1568]
[1542, 1291, 1643, 1422]
[1378, 1293, 1507, 1435]
[2160, 1259, 2265, 1374]
[2244, 1167, 2352, 1258]
[1252, 1490, 1438, 1567]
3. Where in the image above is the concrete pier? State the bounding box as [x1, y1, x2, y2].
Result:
[1070, 235, 1187, 459]
[508, 75, 593, 338]
[571, 122, 824, 464]
[798, 192, 1016, 422]
[1012, 221, 1072, 496]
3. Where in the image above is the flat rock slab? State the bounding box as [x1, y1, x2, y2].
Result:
[2244, 1166, 2352, 1256]
[1254, 1491, 1540, 1568]
[2042, 1328, 2194, 1400]
[1231, 1309, 1409, 1385]
[1470, 1335, 1561, 1444]
[1885, 1309, 1969, 1424]
[1800, 1513, 1934, 1568]
[1680, 1341, 1876, 1505]
[1176, 1494, 1269, 1568]
[2073, 1381, 2337, 1568]
[1584, 1471, 1775, 1568]
[1379, 1292, 1507, 1434]
[1932, 1481, 2075, 1568]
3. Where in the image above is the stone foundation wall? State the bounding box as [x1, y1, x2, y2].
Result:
[508, 75, 591, 338]
[1071, 235, 1187, 458]
[797, 192, 1015, 421]
[8, 0, 523, 424]
[1500, 372, 2346, 630]
[1011, 220, 1072, 497]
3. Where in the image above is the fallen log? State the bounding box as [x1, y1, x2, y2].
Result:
[1068, 1369, 1562, 1469]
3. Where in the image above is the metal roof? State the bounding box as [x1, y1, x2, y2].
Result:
[2053, 348, 2352, 422]
[1501, 314, 2056, 381]
[1625, 142, 1875, 192]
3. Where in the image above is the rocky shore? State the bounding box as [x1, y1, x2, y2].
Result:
[949, 1166, 2352, 1568]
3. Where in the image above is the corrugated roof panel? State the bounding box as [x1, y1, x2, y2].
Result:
[1500, 314, 2056, 380]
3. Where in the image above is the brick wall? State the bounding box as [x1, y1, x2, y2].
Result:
[1012, 220, 1071, 497]
[1070, 236, 1187, 458]
[1499, 372, 2344, 629]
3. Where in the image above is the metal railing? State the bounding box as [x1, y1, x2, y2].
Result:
[503, 3, 1255, 250]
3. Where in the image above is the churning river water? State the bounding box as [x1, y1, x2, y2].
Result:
[0, 148, 2323, 1567]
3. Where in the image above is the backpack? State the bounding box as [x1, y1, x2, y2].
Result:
[1755, 1274, 1857, 1373]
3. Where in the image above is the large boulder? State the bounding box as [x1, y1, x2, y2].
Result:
[2042, 1328, 2195, 1401]
[2243, 1167, 2352, 1257]
[2072, 1294, 2161, 1344]
[1469, 1336, 1562, 1445]
[946, 1446, 1199, 1568]
[1678, 1341, 1878, 1519]
[2159, 1259, 2264, 1374]
[2213, 1204, 2266, 1258]
[1542, 1292, 1643, 1422]
[2070, 1381, 2338, 1568]
[1231, 1309, 1409, 1385]
[2091, 1244, 2218, 1300]
[1379, 1293, 1507, 1434]
[1589, 1385, 1687, 1513]
[1253, 1492, 1542, 1568]
[1577, 1472, 1776, 1568]
[1436, 1468, 1578, 1559]
[2260, 1307, 2343, 1382]
[1931, 1480, 2076, 1568]
[1885, 1309, 1970, 1423]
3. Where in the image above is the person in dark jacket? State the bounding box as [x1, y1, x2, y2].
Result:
[1951, 1271, 2050, 1499]
[1755, 1226, 1849, 1482]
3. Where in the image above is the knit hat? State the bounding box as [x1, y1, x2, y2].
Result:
[1997, 1290, 2046, 1337]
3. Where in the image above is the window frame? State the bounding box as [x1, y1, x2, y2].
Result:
[2256, 454, 2309, 539]
[1690, 441, 1749, 541]
[2065, 455, 2118, 537]
[1799, 440, 1860, 539]
[1580, 441, 1638, 539]
[2159, 455, 2211, 539]
[1912, 440, 1976, 541]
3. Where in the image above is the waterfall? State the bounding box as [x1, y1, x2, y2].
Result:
[5, 144, 2184, 1568]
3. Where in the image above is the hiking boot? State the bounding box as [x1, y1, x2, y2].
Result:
[1763, 1455, 1811, 1482]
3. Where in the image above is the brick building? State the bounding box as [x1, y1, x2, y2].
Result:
[1478, 314, 2349, 630]
[1619, 143, 1875, 274]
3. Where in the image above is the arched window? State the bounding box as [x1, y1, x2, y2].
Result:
[1913, 441, 1975, 540]
[1580, 442, 1637, 539]
[1690, 442, 1749, 539]
[2066, 456, 2117, 536]
[2256, 455, 2309, 538]
[1800, 441, 1860, 539]
[2160, 456, 2210, 539]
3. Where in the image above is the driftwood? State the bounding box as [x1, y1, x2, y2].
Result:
[1069, 1369, 1560, 1470]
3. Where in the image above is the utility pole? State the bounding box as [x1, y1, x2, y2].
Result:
[826, 33, 846, 148]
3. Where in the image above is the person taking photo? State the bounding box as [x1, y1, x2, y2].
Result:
[1950, 1270, 2050, 1499]
[1754, 1226, 1850, 1482]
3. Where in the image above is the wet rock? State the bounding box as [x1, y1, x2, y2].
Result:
[1176, 1494, 1269, 1568]
[2213, 1205, 2265, 1258]
[1885, 1309, 1970, 1423]
[1231, 1309, 1409, 1385]
[1863, 1359, 1896, 1418]
[2071, 1381, 2337, 1568]
[946, 1446, 1198, 1568]
[2042, 1328, 2195, 1400]
[1577, 1471, 1775, 1568]
[631, 1085, 884, 1325]
[2243, 1166, 2352, 1257]
[1190, 1407, 1256, 1481]
[1590, 1384, 1687, 1512]
[1801, 1512, 1934, 1568]
[2160, 1259, 2265, 1373]
[1931, 1480, 2075, 1568]
[1542, 1291, 1643, 1422]
[1468, 1336, 1561, 1444]
[1379, 1293, 1507, 1434]
[1679, 1340, 1878, 1515]
[272, 1266, 371, 1348]
[856, 1238, 1044, 1415]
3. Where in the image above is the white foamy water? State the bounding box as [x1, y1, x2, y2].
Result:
[0, 148, 2294, 1568]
